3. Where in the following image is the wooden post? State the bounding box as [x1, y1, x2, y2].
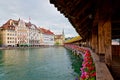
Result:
[91, 27, 98, 53]
[86, 37, 90, 47]
[98, 19, 112, 65]
[98, 20, 106, 62]
[104, 20, 112, 66]
[97, 0, 112, 66]
[92, 8, 99, 54]
[89, 33, 92, 49]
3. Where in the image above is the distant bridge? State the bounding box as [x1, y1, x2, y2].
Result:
[64, 36, 82, 44]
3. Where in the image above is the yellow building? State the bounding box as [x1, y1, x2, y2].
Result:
[54, 30, 65, 45]
[0, 27, 3, 46]
[54, 34, 65, 45]
[0, 19, 17, 47]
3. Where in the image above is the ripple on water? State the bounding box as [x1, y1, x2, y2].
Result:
[0, 47, 78, 80]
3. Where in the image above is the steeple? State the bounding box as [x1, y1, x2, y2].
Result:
[62, 28, 64, 36]
[18, 18, 20, 21]
[62, 29, 65, 41]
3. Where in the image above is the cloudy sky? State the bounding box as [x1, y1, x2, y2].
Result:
[0, 0, 78, 37]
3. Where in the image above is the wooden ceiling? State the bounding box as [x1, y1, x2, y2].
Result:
[50, 0, 120, 39]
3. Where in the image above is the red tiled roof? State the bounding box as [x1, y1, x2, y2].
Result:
[25, 22, 32, 28]
[1, 19, 17, 30]
[39, 28, 54, 35]
[26, 22, 38, 30]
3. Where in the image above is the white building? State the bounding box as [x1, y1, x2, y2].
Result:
[26, 22, 40, 46]
[15, 19, 29, 47]
[39, 28, 54, 45]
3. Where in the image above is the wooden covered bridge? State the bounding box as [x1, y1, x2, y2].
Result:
[49, 0, 120, 80]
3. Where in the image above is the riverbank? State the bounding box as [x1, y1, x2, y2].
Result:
[0, 45, 64, 50]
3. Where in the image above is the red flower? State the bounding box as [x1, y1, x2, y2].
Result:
[91, 72, 96, 77]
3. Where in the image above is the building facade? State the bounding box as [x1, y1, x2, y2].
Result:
[15, 19, 29, 47]
[26, 22, 40, 46]
[54, 30, 65, 45]
[39, 28, 54, 45]
[0, 19, 57, 47]
[54, 34, 64, 45]
[0, 19, 16, 47]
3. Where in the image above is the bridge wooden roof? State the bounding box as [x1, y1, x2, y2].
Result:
[65, 36, 82, 44]
[50, 0, 120, 39]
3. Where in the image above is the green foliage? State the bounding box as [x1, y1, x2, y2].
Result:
[67, 49, 82, 75]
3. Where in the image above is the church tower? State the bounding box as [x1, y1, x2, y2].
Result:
[62, 29, 65, 43]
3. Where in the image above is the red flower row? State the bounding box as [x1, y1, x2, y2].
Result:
[64, 44, 96, 80]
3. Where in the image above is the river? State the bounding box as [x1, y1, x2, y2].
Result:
[0, 47, 78, 80]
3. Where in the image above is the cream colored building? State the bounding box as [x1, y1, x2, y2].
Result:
[0, 19, 16, 47]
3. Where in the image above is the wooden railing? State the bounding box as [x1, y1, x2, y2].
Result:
[65, 44, 114, 80]
[112, 45, 120, 56]
[89, 50, 114, 80]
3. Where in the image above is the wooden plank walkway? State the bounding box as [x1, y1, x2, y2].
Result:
[89, 50, 114, 80]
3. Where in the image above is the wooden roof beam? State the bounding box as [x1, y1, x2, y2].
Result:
[69, 13, 92, 30]
[76, 23, 90, 39]
[76, 29, 86, 39]
[69, 0, 82, 11]
[72, 2, 92, 18]
[50, 0, 56, 4]
[77, 21, 90, 31]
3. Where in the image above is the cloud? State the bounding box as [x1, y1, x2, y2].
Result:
[0, 0, 79, 38]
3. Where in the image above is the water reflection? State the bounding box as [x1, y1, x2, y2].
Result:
[0, 47, 77, 80]
[3, 49, 29, 65]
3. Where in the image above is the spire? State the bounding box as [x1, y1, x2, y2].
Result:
[18, 18, 20, 21]
[62, 28, 64, 35]
[29, 16, 31, 22]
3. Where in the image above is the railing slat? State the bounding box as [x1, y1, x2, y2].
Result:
[90, 50, 114, 80]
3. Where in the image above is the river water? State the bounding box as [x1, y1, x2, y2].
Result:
[0, 47, 78, 80]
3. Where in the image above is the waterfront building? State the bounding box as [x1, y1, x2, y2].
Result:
[54, 34, 65, 45]
[14, 19, 29, 47]
[39, 28, 54, 45]
[26, 22, 40, 46]
[0, 27, 3, 47]
[0, 19, 17, 47]
[0, 19, 57, 46]
[54, 30, 65, 45]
